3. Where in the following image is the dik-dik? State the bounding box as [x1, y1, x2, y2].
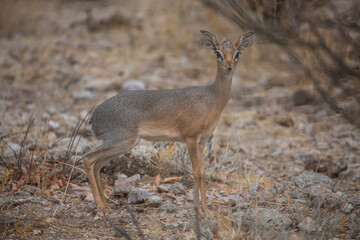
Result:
[83, 30, 255, 216]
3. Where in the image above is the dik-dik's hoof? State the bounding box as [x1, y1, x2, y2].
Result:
[97, 204, 112, 213]
[195, 205, 210, 219]
[201, 205, 210, 218]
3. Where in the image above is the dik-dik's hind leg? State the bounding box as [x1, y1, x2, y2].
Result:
[83, 138, 137, 212]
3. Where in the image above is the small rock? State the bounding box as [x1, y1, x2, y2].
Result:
[272, 181, 286, 194]
[114, 173, 141, 195]
[128, 188, 150, 204]
[294, 171, 335, 191]
[307, 184, 333, 197]
[168, 182, 186, 195]
[341, 203, 353, 213]
[114, 174, 141, 196]
[47, 106, 57, 115]
[3, 142, 21, 158]
[234, 200, 250, 210]
[159, 201, 176, 213]
[32, 229, 42, 235]
[293, 90, 313, 106]
[350, 195, 360, 206]
[255, 209, 292, 231]
[49, 120, 60, 130]
[147, 195, 162, 207]
[317, 142, 328, 150]
[157, 184, 171, 193]
[249, 182, 260, 197]
[116, 173, 128, 180]
[298, 123, 314, 135]
[260, 190, 274, 201]
[122, 80, 146, 91]
[141, 174, 152, 182]
[84, 77, 121, 92]
[47, 137, 90, 160]
[298, 216, 319, 234]
[47, 132, 57, 145]
[114, 183, 132, 195]
[85, 193, 94, 202]
[127, 188, 161, 205]
[162, 221, 187, 232]
[72, 90, 94, 100]
[130, 145, 156, 161]
[84, 203, 97, 213]
[125, 174, 141, 184]
[240, 120, 258, 129]
[21, 185, 39, 194]
[294, 153, 318, 162]
[276, 114, 294, 127]
[271, 150, 282, 157]
[15, 191, 31, 196]
[257, 169, 265, 176]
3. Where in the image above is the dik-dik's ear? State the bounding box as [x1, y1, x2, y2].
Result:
[236, 32, 255, 51]
[200, 30, 219, 51]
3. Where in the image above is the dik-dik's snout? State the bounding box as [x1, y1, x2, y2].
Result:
[224, 63, 234, 72]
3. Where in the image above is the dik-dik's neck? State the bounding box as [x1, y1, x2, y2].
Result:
[210, 65, 233, 109]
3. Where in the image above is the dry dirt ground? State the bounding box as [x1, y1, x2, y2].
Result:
[0, 1, 359, 239]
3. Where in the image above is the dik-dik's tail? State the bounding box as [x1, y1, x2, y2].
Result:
[87, 106, 96, 125]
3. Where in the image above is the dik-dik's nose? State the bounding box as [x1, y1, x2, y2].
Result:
[225, 63, 233, 72]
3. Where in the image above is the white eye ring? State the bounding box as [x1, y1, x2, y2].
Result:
[215, 50, 224, 61]
[234, 51, 240, 62]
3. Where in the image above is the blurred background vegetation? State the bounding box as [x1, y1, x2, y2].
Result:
[1, 0, 358, 128]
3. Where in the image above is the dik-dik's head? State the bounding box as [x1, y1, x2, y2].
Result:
[200, 30, 255, 74]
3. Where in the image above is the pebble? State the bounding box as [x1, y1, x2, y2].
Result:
[32, 229, 42, 235]
[49, 120, 60, 130]
[116, 174, 141, 185]
[15, 191, 31, 196]
[276, 114, 294, 127]
[249, 182, 260, 197]
[293, 89, 313, 106]
[341, 203, 353, 213]
[3, 142, 21, 158]
[255, 208, 292, 231]
[85, 193, 94, 202]
[157, 184, 171, 193]
[294, 171, 335, 191]
[168, 182, 186, 195]
[350, 195, 360, 206]
[159, 201, 176, 213]
[72, 90, 94, 100]
[162, 221, 187, 232]
[122, 80, 146, 91]
[127, 187, 162, 205]
[298, 216, 319, 234]
[271, 150, 282, 157]
[21, 185, 39, 194]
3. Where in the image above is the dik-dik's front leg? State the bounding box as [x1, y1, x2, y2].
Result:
[186, 138, 209, 216]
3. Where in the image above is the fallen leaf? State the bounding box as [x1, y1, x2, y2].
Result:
[155, 173, 161, 187]
[162, 176, 180, 183]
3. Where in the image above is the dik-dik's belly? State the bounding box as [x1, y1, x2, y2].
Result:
[138, 124, 182, 142]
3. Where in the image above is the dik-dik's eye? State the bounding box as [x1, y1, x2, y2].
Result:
[234, 51, 240, 62]
[215, 51, 223, 61]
